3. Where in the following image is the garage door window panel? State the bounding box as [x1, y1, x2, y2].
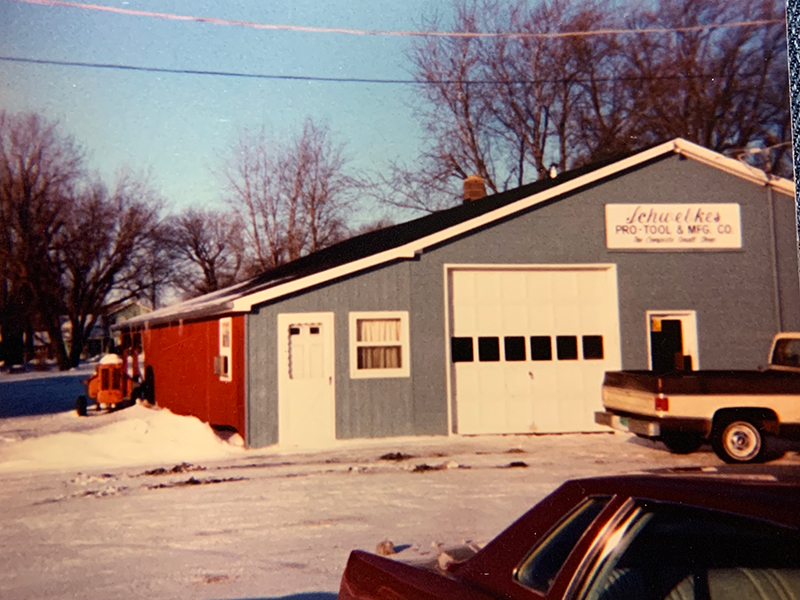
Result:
[504, 336, 527, 361]
[531, 336, 553, 361]
[478, 337, 501, 362]
[557, 336, 579, 360]
[349, 312, 410, 378]
[583, 336, 604, 360]
[451, 337, 474, 362]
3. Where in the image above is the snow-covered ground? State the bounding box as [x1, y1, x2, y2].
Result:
[2, 366, 799, 600]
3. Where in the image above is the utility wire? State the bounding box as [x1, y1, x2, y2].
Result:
[0, 56, 768, 85]
[5, 0, 786, 39]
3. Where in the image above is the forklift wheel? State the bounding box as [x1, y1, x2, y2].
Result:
[76, 395, 88, 417]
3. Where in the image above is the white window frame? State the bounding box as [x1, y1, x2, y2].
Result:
[349, 311, 410, 379]
[218, 317, 233, 382]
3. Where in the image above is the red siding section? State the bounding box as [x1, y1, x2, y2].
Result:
[141, 316, 246, 436]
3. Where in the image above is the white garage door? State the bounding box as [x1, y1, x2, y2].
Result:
[447, 266, 621, 434]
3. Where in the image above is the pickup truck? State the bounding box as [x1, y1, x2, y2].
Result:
[595, 332, 800, 463]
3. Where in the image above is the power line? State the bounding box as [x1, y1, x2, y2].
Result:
[5, 0, 786, 39]
[0, 55, 766, 85]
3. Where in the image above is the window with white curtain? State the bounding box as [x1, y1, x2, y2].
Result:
[349, 311, 410, 378]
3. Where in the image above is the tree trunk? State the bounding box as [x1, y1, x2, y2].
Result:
[0, 314, 25, 366]
[68, 332, 84, 368]
[45, 321, 70, 371]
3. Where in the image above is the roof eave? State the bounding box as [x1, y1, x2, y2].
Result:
[113, 301, 238, 331]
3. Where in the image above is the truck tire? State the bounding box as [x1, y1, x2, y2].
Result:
[661, 432, 703, 454]
[711, 418, 767, 463]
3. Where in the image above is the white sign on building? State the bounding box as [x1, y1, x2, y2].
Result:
[605, 204, 742, 250]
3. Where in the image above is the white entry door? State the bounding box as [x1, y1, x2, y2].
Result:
[448, 266, 621, 434]
[278, 313, 335, 446]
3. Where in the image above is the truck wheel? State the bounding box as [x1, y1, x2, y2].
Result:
[76, 395, 87, 417]
[711, 419, 766, 463]
[661, 432, 703, 454]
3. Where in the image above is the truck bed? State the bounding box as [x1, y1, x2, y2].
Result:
[604, 370, 800, 396]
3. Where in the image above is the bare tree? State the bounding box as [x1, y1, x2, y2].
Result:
[166, 207, 246, 298]
[387, 0, 790, 213]
[380, 2, 499, 213]
[131, 219, 182, 311]
[383, 0, 626, 213]
[222, 128, 283, 270]
[222, 118, 355, 270]
[290, 119, 353, 255]
[57, 173, 162, 367]
[0, 111, 82, 368]
[618, 0, 789, 171]
[0, 111, 170, 368]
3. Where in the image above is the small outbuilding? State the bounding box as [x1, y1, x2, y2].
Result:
[118, 139, 800, 448]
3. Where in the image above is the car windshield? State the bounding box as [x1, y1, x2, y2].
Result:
[579, 501, 800, 600]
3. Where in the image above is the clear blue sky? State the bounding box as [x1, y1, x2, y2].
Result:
[0, 0, 441, 215]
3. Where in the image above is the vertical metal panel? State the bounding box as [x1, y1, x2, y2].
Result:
[246, 307, 278, 447]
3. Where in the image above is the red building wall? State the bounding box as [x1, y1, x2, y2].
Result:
[140, 315, 246, 436]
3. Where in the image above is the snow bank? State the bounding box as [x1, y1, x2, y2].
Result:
[0, 404, 243, 473]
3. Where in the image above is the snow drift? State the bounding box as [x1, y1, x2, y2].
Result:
[0, 403, 243, 473]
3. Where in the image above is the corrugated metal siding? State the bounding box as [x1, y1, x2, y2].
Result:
[245, 311, 278, 447]
[143, 315, 245, 435]
[246, 262, 426, 447]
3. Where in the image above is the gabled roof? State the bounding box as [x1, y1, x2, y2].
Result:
[119, 138, 795, 329]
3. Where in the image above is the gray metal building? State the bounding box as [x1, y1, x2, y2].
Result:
[123, 139, 800, 448]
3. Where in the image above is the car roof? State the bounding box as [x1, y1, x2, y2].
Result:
[571, 466, 800, 527]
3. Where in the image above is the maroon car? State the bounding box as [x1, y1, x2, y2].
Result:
[338, 468, 800, 600]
